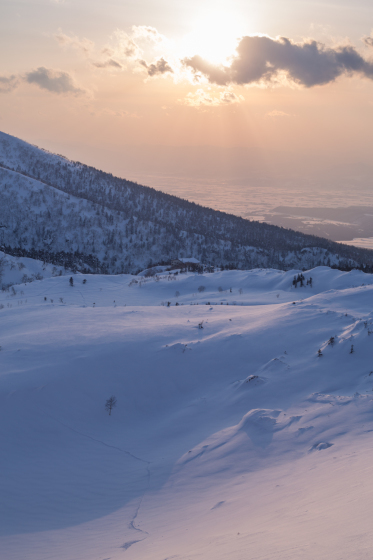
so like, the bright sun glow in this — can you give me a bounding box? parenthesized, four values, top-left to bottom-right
(180, 11, 244, 64)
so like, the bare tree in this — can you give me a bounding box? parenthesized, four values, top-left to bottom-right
(105, 395, 117, 416)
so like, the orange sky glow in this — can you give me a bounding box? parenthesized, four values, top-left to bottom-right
(1, 0, 373, 196)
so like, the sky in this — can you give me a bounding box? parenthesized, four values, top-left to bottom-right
(1, 0, 373, 200)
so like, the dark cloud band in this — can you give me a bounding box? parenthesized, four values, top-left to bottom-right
(183, 35, 373, 87)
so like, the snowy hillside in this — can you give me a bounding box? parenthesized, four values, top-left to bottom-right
(2, 266, 373, 560)
(0, 250, 67, 289)
(1, 130, 373, 273)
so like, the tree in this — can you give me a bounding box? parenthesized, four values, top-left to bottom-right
(69, 276, 74, 286)
(105, 395, 117, 416)
(317, 349, 323, 357)
(0, 257, 5, 284)
(198, 285, 205, 293)
(328, 336, 335, 347)
(350, 344, 354, 354)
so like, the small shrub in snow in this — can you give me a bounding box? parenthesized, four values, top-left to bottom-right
(198, 321, 204, 329)
(175, 291, 180, 297)
(69, 277, 74, 287)
(198, 286, 205, 293)
(317, 349, 323, 357)
(239, 288, 243, 295)
(82, 279, 87, 284)
(218, 286, 223, 292)
(350, 344, 354, 354)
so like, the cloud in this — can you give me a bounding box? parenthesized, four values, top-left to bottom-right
(183, 35, 373, 87)
(0, 75, 19, 93)
(111, 30, 141, 59)
(92, 59, 122, 69)
(101, 108, 128, 117)
(363, 35, 373, 48)
(25, 67, 84, 94)
(219, 91, 243, 104)
(182, 88, 243, 107)
(266, 110, 292, 117)
(54, 32, 94, 56)
(132, 25, 167, 45)
(139, 57, 173, 77)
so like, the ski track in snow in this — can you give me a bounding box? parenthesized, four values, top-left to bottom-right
(48, 415, 151, 547)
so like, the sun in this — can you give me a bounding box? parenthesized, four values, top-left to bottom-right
(180, 11, 244, 64)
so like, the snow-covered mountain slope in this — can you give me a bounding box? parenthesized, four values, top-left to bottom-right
(0, 165, 134, 272)
(0, 251, 67, 290)
(1, 130, 373, 273)
(2, 266, 373, 560)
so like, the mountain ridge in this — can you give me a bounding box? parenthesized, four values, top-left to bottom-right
(1, 130, 372, 274)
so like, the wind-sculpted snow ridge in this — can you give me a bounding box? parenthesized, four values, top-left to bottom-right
(1, 130, 373, 274)
(2, 266, 373, 560)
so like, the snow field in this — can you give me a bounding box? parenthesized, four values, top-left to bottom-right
(1, 266, 373, 559)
